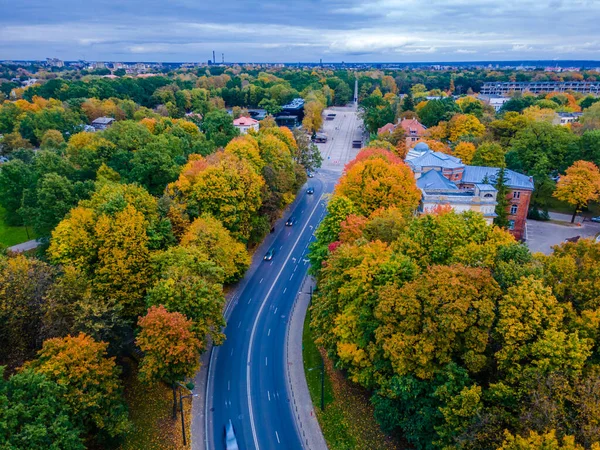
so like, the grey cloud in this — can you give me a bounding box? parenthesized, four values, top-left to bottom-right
(0, 0, 599, 62)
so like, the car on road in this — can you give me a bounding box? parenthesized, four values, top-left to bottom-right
(307, 187, 314, 194)
(591, 216, 600, 223)
(224, 420, 239, 450)
(307, 171, 314, 178)
(313, 133, 327, 143)
(285, 216, 296, 226)
(264, 248, 275, 261)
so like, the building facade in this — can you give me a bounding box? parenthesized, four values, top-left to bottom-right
(233, 116, 259, 134)
(377, 118, 427, 147)
(481, 81, 600, 95)
(406, 143, 534, 240)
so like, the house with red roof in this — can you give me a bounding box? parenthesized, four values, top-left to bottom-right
(377, 118, 427, 147)
(233, 116, 259, 134)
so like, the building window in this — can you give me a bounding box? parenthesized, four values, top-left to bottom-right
(513, 191, 521, 199)
(508, 220, 515, 230)
(484, 193, 493, 198)
(510, 205, 518, 215)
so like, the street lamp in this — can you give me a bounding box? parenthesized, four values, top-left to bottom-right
(177, 382, 197, 447)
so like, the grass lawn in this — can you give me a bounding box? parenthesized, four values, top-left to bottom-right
(0, 205, 32, 247)
(303, 309, 401, 450)
(119, 359, 191, 450)
(547, 198, 600, 218)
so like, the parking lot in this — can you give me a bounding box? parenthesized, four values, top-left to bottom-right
(525, 212, 600, 254)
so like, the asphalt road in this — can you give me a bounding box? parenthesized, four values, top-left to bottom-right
(206, 106, 362, 450)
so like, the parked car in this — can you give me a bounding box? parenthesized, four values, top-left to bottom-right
(307, 187, 314, 194)
(307, 171, 314, 178)
(591, 216, 600, 223)
(264, 248, 275, 261)
(224, 420, 239, 450)
(285, 216, 296, 226)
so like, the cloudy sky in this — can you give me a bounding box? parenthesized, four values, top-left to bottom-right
(1, 0, 599, 62)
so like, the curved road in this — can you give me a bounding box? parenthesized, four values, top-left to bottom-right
(206, 107, 363, 450)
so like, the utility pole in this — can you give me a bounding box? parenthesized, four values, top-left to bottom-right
(320, 358, 325, 411)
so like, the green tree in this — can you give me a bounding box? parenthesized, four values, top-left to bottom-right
(258, 98, 282, 115)
(418, 98, 461, 128)
(472, 142, 506, 168)
(0, 367, 85, 449)
(201, 109, 239, 148)
(494, 167, 510, 228)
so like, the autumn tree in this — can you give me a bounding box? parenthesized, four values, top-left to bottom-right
(0, 255, 55, 369)
(335, 156, 421, 217)
(553, 160, 600, 223)
(472, 142, 506, 168)
(446, 113, 485, 142)
(375, 265, 501, 380)
(453, 142, 476, 165)
(136, 305, 202, 416)
(170, 152, 264, 242)
(25, 333, 130, 442)
(180, 215, 249, 282)
(494, 276, 592, 384)
(302, 98, 324, 134)
(308, 195, 357, 273)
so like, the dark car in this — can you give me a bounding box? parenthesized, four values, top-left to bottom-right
(285, 216, 296, 226)
(307, 171, 314, 178)
(591, 216, 600, 223)
(224, 420, 239, 450)
(264, 248, 275, 261)
(307, 187, 314, 195)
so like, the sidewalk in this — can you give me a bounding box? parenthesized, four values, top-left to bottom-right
(7, 239, 40, 253)
(285, 275, 328, 450)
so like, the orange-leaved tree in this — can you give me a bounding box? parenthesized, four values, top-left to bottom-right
(136, 305, 203, 417)
(25, 333, 130, 441)
(553, 160, 600, 223)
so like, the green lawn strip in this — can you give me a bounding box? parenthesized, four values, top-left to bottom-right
(547, 198, 600, 218)
(0, 206, 32, 247)
(302, 308, 400, 450)
(120, 359, 191, 450)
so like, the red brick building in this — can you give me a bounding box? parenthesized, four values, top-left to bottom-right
(377, 118, 427, 147)
(406, 143, 534, 240)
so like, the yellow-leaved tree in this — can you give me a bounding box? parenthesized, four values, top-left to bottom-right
(553, 160, 600, 223)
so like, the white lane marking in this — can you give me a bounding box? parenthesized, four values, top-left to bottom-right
(268, 329, 271, 336)
(276, 431, 280, 444)
(280, 246, 283, 250)
(283, 287, 287, 294)
(246, 192, 325, 450)
(294, 265, 298, 272)
(237, 321, 241, 328)
(265, 357, 268, 366)
(248, 298, 252, 304)
(230, 349, 234, 356)
(268, 391, 271, 401)
(259, 278, 263, 284)
(228, 381, 230, 391)
(274, 307, 278, 314)
(289, 274, 294, 281)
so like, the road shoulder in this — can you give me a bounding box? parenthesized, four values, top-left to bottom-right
(285, 275, 328, 449)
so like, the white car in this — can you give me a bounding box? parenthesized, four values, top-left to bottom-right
(225, 420, 239, 450)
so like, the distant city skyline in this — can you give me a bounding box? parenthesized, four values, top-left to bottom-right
(2, 0, 600, 63)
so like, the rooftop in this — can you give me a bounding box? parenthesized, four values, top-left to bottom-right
(233, 116, 259, 126)
(91, 117, 115, 125)
(406, 147, 464, 171)
(462, 166, 534, 190)
(417, 169, 458, 191)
